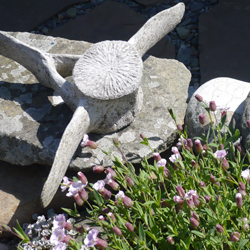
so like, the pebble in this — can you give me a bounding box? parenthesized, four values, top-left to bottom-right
(191, 3, 204, 12)
(30, 0, 220, 89)
(66, 7, 77, 17)
(176, 27, 191, 40)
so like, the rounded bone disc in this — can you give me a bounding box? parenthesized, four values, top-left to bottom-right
(73, 40, 143, 100)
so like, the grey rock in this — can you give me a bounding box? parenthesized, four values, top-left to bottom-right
(191, 57, 199, 67)
(176, 27, 191, 40)
(185, 77, 250, 139)
(0, 32, 191, 171)
(241, 91, 250, 151)
(66, 7, 77, 18)
(176, 43, 193, 65)
(191, 3, 204, 12)
(179, 18, 192, 27)
(134, 0, 167, 6)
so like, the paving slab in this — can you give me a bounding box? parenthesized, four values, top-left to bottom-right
(0, 0, 88, 32)
(49, 0, 175, 59)
(199, 0, 250, 84)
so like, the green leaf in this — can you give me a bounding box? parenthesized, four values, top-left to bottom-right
(239, 239, 249, 250)
(139, 222, 146, 242)
(191, 230, 204, 238)
(143, 201, 155, 206)
(13, 221, 30, 242)
(145, 231, 157, 242)
(121, 241, 130, 250)
(93, 189, 103, 206)
(61, 204, 80, 218)
(134, 202, 144, 217)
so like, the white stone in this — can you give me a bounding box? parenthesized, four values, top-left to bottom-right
(186, 77, 250, 138)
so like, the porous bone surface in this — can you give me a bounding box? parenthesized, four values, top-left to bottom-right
(0, 32, 191, 170)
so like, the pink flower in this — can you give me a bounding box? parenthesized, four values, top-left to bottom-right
(153, 152, 161, 162)
(115, 190, 125, 201)
(60, 176, 71, 192)
(53, 242, 67, 250)
(66, 181, 87, 197)
(214, 149, 227, 160)
(171, 147, 179, 154)
(169, 153, 181, 163)
(156, 158, 167, 167)
(93, 180, 105, 191)
(184, 190, 198, 200)
(53, 214, 66, 229)
(84, 229, 99, 247)
(50, 228, 65, 245)
(241, 169, 250, 180)
(81, 134, 89, 147)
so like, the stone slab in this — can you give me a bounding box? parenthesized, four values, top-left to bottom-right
(0, 0, 88, 32)
(49, 0, 175, 59)
(185, 77, 250, 139)
(199, 0, 250, 84)
(0, 32, 191, 171)
(241, 91, 250, 151)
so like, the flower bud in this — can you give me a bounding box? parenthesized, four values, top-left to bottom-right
(93, 165, 104, 173)
(236, 193, 243, 208)
(79, 189, 88, 201)
(222, 158, 229, 170)
(195, 94, 203, 102)
(243, 223, 249, 232)
(107, 212, 115, 222)
(96, 238, 108, 249)
(98, 215, 105, 221)
(168, 108, 176, 120)
(191, 211, 199, 220)
(140, 133, 146, 140)
(173, 196, 184, 207)
(247, 120, 250, 130)
(74, 193, 84, 206)
(167, 236, 175, 245)
(200, 181, 206, 188)
(216, 224, 224, 233)
(151, 208, 155, 216)
(187, 139, 193, 148)
(186, 198, 195, 209)
(161, 199, 171, 208)
(230, 232, 240, 242)
(195, 139, 203, 154)
(108, 180, 120, 191)
(125, 222, 134, 232)
(102, 207, 111, 214)
(126, 176, 134, 187)
(191, 160, 198, 169)
(77, 172, 88, 185)
(64, 222, 73, 231)
(221, 111, 228, 121)
(239, 182, 246, 191)
(214, 182, 220, 188)
(177, 124, 183, 131)
(153, 152, 161, 162)
(102, 189, 112, 200)
(209, 174, 217, 183)
(104, 167, 117, 179)
(205, 195, 211, 203)
(63, 235, 73, 244)
(209, 101, 216, 111)
(113, 138, 119, 147)
(123, 196, 134, 208)
(164, 167, 171, 178)
(113, 226, 122, 236)
(199, 114, 206, 125)
(176, 185, 185, 198)
(216, 195, 220, 201)
(76, 225, 84, 234)
(193, 195, 202, 208)
(87, 140, 98, 149)
(219, 144, 224, 150)
(190, 217, 199, 227)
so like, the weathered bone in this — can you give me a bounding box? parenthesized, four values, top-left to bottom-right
(0, 3, 185, 207)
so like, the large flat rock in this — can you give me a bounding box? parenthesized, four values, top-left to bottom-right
(49, 0, 175, 59)
(199, 0, 250, 84)
(0, 0, 88, 32)
(0, 32, 191, 171)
